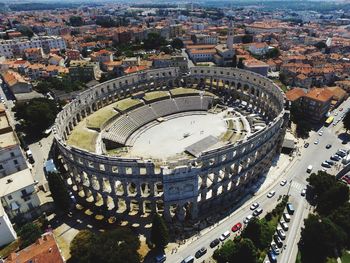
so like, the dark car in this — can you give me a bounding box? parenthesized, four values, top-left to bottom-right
(195, 247, 207, 258)
(304, 143, 309, 148)
(326, 144, 332, 149)
(273, 234, 283, 248)
(210, 239, 220, 248)
(326, 160, 334, 165)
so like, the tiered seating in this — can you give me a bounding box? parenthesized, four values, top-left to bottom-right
(103, 115, 138, 144)
(201, 96, 212, 110)
(128, 105, 157, 127)
(174, 96, 202, 112)
(151, 99, 178, 116)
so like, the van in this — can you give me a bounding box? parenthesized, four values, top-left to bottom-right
(287, 203, 295, 215)
(306, 165, 313, 173)
(181, 255, 194, 263)
(283, 212, 291, 222)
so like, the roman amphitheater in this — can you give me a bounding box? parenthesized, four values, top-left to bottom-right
(53, 66, 288, 223)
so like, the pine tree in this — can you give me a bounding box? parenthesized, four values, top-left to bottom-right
(150, 214, 169, 249)
(47, 172, 71, 213)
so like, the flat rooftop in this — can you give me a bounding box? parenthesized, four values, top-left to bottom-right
(0, 131, 17, 148)
(0, 168, 35, 197)
(0, 114, 10, 130)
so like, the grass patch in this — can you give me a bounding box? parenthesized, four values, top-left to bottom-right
(143, 91, 169, 102)
(227, 119, 234, 130)
(341, 251, 350, 263)
(86, 108, 118, 130)
(273, 79, 288, 93)
(295, 250, 302, 263)
(326, 258, 338, 263)
(0, 240, 20, 258)
(170, 87, 199, 96)
(221, 130, 233, 141)
(67, 121, 98, 152)
(114, 98, 142, 112)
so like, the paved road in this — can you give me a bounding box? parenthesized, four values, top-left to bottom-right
(166, 98, 350, 263)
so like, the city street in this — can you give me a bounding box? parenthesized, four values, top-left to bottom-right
(166, 98, 350, 263)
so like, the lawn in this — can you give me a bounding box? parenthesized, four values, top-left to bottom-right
(143, 91, 169, 102)
(170, 87, 199, 96)
(86, 107, 118, 130)
(67, 121, 98, 152)
(341, 251, 350, 263)
(114, 98, 142, 112)
(273, 79, 288, 93)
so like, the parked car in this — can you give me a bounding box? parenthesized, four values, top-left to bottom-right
(250, 202, 259, 210)
(280, 180, 287, 186)
(267, 190, 276, 198)
(280, 221, 289, 231)
(268, 251, 277, 263)
(271, 242, 280, 255)
(321, 161, 331, 168)
(331, 155, 341, 161)
(219, 231, 230, 241)
(318, 130, 323, 136)
(326, 144, 332, 149)
(231, 222, 242, 232)
(195, 247, 207, 259)
(210, 239, 220, 248)
(301, 188, 307, 196)
(277, 227, 286, 240)
(244, 215, 253, 224)
(314, 139, 319, 145)
(273, 234, 283, 248)
(326, 160, 334, 165)
(304, 143, 309, 148)
(253, 208, 263, 217)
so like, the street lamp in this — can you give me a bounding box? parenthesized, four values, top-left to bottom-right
(287, 179, 293, 196)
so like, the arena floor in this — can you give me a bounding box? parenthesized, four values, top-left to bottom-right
(128, 112, 227, 160)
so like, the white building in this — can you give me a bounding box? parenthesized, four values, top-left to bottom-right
(0, 108, 28, 178)
(0, 168, 40, 220)
(0, 205, 17, 247)
(0, 36, 66, 59)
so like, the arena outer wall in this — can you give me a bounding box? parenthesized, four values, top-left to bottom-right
(53, 66, 289, 222)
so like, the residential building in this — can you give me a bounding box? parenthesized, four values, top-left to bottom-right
(170, 24, 182, 38)
(48, 54, 65, 66)
(90, 49, 113, 63)
(0, 205, 17, 247)
(5, 232, 65, 263)
(243, 59, 269, 76)
(24, 48, 45, 62)
(69, 60, 101, 82)
(248, 42, 269, 56)
(0, 36, 66, 58)
(66, 49, 81, 61)
(2, 70, 32, 94)
(0, 107, 28, 178)
(0, 168, 41, 220)
(191, 33, 218, 45)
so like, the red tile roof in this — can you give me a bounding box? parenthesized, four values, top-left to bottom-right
(285, 88, 306, 102)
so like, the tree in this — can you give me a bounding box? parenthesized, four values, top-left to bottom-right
(70, 230, 96, 263)
(69, 16, 83, 27)
(266, 47, 280, 59)
(47, 172, 72, 213)
(242, 34, 253, 44)
(300, 215, 346, 263)
(170, 38, 184, 49)
(213, 238, 259, 263)
(314, 41, 327, 50)
(241, 218, 273, 250)
(13, 98, 58, 136)
(143, 33, 168, 50)
(232, 55, 237, 68)
(17, 25, 34, 38)
(329, 203, 350, 247)
(70, 229, 141, 263)
(150, 214, 169, 249)
(342, 110, 350, 132)
(18, 223, 43, 249)
(237, 58, 245, 69)
(317, 183, 349, 215)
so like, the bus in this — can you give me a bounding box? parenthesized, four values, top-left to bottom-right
(325, 116, 334, 126)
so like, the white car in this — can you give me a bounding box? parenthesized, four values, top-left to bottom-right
(280, 180, 287, 186)
(301, 188, 306, 196)
(219, 231, 230, 241)
(250, 202, 259, 210)
(244, 215, 253, 224)
(277, 227, 286, 240)
(267, 190, 276, 198)
(271, 242, 280, 255)
(318, 130, 323, 136)
(280, 221, 289, 231)
(314, 139, 319, 145)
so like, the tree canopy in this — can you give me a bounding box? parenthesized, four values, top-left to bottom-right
(241, 217, 273, 250)
(18, 223, 43, 249)
(13, 98, 58, 136)
(143, 33, 168, 50)
(69, 16, 83, 27)
(343, 110, 350, 132)
(70, 228, 140, 263)
(170, 38, 184, 49)
(150, 214, 169, 249)
(47, 172, 72, 213)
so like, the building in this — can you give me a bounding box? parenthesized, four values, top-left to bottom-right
(243, 59, 270, 76)
(191, 33, 218, 45)
(90, 49, 113, 63)
(69, 60, 101, 82)
(0, 36, 66, 59)
(2, 70, 32, 94)
(0, 168, 41, 220)
(66, 49, 80, 61)
(170, 24, 182, 38)
(5, 232, 65, 263)
(326, 86, 347, 108)
(214, 20, 235, 66)
(24, 47, 45, 62)
(48, 54, 65, 66)
(0, 205, 17, 247)
(150, 54, 188, 73)
(0, 107, 28, 177)
(248, 42, 269, 56)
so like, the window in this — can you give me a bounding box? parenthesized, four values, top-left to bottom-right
(7, 195, 12, 200)
(10, 152, 15, 157)
(0, 164, 3, 170)
(14, 160, 18, 165)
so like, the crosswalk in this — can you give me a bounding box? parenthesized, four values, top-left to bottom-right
(291, 181, 305, 191)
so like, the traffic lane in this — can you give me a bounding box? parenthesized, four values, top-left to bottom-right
(166, 184, 288, 262)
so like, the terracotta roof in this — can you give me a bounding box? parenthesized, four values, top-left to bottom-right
(326, 86, 347, 100)
(124, 65, 148, 74)
(285, 88, 306, 102)
(304, 88, 333, 102)
(5, 233, 64, 263)
(2, 70, 28, 87)
(189, 49, 216, 54)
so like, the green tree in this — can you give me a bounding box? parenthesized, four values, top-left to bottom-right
(314, 41, 327, 50)
(69, 16, 83, 27)
(170, 38, 184, 49)
(329, 203, 350, 247)
(266, 47, 280, 58)
(300, 215, 347, 263)
(317, 183, 349, 215)
(47, 172, 71, 213)
(13, 98, 58, 136)
(143, 33, 168, 50)
(17, 25, 34, 38)
(18, 223, 43, 249)
(70, 230, 96, 263)
(241, 218, 273, 250)
(70, 229, 141, 263)
(342, 110, 350, 132)
(237, 58, 245, 69)
(242, 34, 253, 44)
(150, 214, 169, 249)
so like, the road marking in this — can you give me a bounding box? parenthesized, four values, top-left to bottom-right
(291, 181, 305, 191)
